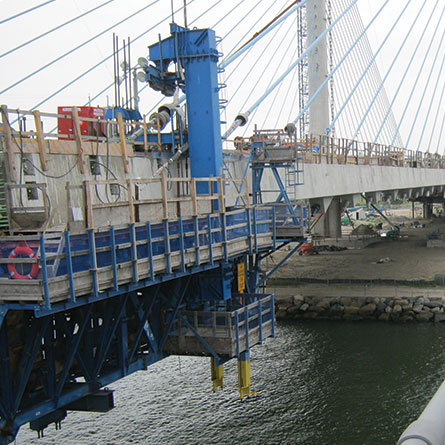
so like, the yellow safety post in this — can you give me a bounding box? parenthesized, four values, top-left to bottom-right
(237, 262, 245, 293)
(237, 351, 256, 399)
(211, 357, 224, 392)
(237, 261, 245, 305)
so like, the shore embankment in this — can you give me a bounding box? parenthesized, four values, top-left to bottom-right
(275, 293, 445, 322)
(268, 208, 445, 322)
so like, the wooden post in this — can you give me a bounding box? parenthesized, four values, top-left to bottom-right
(143, 114, 148, 152)
(0, 105, 18, 182)
(32, 110, 48, 171)
(84, 180, 94, 228)
(160, 172, 168, 219)
(209, 176, 215, 213)
(244, 177, 251, 208)
(116, 112, 130, 173)
(72, 107, 86, 174)
(218, 177, 225, 212)
(127, 179, 135, 224)
(156, 115, 161, 153)
(191, 177, 198, 216)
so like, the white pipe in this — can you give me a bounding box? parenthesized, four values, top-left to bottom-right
(222, 112, 250, 140)
(153, 143, 189, 177)
(398, 379, 445, 445)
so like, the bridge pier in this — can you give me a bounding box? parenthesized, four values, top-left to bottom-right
(312, 196, 342, 238)
(423, 202, 434, 219)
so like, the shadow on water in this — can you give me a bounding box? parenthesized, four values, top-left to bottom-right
(17, 320, 445, 445)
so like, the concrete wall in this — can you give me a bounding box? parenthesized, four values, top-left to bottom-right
(5, 136, 445, 232)
(224, 153, 445, 202)
(4, 146, 190, 230)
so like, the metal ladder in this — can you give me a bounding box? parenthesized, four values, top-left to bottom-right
(284, 158, 304, 202)
(0, 163, 9, 231)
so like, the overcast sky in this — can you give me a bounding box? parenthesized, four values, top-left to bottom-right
(0, 0, 444, 151)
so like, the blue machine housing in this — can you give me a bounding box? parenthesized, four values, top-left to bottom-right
(145, 24, 223, 187)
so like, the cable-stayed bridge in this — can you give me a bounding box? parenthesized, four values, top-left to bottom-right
(0, 0, 444, 442)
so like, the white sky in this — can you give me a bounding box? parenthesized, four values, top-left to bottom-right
(0, 0, 444, 151)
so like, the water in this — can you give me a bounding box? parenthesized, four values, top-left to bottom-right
(17, 320, 445, 444)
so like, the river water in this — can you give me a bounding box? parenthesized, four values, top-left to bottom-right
(17, 320, 445, 445)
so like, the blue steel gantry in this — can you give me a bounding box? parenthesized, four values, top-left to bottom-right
(0, 24, 305, 443)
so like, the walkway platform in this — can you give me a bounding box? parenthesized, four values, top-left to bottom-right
(0, 208, 275, 305)
(165, 294, 274, 357)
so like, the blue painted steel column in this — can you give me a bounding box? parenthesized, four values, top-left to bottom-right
(87, 229, 99, 298)
(272, 206, 277, 250)
(129, 224, 138, 283)
(110, 226, 119, 291)
(148, 25, 222, 193)
(40, 233, 50, 309)
(178, 217, 186, 273)
(246, 209, 253, 254)
(252, 207, 258, 253)
(244, 305, 250, 351)
(146, 222, 154, 281)
(180, 27, 222, 190)
(235, 311, 240, 356)
(163, 220, 171, 274)
(193, 215, 200, 266)
(64, 231, 76, 302)
(221, 212, 228, 261)
(207, 215, 214, 266)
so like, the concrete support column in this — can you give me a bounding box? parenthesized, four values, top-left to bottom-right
(325, 196, 342, 238)
(312, 196, 342, 238)
(423, 202, 433, 219)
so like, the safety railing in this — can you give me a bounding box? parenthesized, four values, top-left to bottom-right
(0, 105, 163, 182)
(3, 173, 249, 232)
(84, 176, 250, 228)
(300, 135, 445, 168)
(229, 131, 445, 169)
(0, 207, 276, 306)
(167, 294, 275, 357)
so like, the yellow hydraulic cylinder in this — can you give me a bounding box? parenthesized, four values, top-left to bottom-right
(237, 357, 256, 399)
(211, 357, 224, 392)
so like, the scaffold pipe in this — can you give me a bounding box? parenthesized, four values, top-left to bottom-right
(398, 379, 445, 444)
(154, 143, 189, 177)
(222, 112, 250, 140)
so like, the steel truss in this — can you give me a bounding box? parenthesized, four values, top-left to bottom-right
(0, 275, 200, 443)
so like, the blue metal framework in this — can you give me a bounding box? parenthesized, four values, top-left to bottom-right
(0, 268, 276, 443)
(0, 205, 281, 443)
(0, 24, 306, 443)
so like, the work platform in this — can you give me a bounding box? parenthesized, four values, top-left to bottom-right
(165, 294, 274, 357)
(0, 207, 275, 305)
(0, 21, 309, 443)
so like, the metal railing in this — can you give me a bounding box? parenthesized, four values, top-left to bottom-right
(229, 131, 445, 169)
(170, 294, 275, 356)
(0, 207, 276, 307)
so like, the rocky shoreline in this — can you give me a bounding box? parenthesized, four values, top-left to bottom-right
(275, 295, 445, 322)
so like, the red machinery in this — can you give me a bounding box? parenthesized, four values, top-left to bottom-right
(57, 106, 105, 140)
(298, 242, 315, 255)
